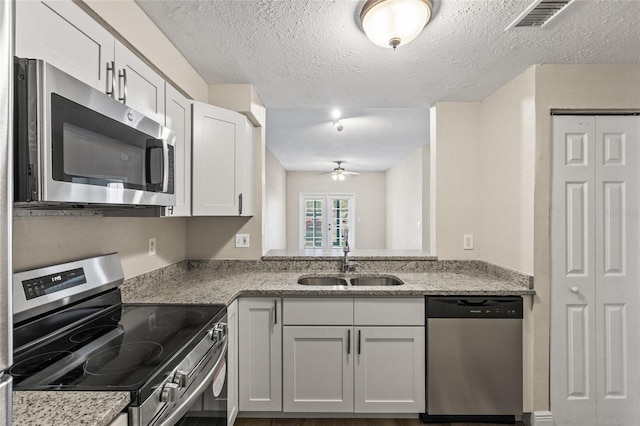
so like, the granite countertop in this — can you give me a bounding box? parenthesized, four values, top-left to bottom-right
(12, 391, 130, 426)
(13, 262, 533, 426)
(122, 268, 534, 305)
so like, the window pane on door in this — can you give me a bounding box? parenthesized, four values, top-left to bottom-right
(330, 198, 350, 249)
(304, 199, 323, 248)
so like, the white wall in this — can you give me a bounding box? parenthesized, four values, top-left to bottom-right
(13, 216, 187, 279)
(386, 147, 423, 249)
(286, 172, 386, 250)
(264, 149, 287, 252)
(478, 67, 536, 274)
(431, 102, 481, 259)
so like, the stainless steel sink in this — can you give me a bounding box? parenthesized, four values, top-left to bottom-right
(349, 276, 404, 286)
(297, 276, 348, 286)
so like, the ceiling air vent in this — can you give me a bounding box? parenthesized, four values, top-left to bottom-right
(505, 0, 574, 30)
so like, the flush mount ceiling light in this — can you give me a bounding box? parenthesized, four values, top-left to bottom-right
(360, 0, 433, 49)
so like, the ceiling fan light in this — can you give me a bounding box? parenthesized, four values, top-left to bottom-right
(338, 174, 346, 181)
(360, 0, 432, 49)
(332, 174, 339, 181)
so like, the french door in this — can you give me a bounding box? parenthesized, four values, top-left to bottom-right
(299, 194, 355, 250)
(551, 115, 640, 425)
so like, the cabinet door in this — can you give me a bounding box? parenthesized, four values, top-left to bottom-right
(354, 327, 425, 413)
(192, 102, 246, 216)
(114, 40, 165, 124)
(283, 326, 354, 413)
(15, 0, 115, 92)
(238, 298, 282, 411)
(227, 300, 239, 425)
(163, 83, 192, 217)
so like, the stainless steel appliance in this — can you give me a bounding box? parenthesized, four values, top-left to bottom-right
(11, 254, 227, 426)
(423, 296, 523, 424)
(0, 0, 14, 422)
(13, 58, 176, 208)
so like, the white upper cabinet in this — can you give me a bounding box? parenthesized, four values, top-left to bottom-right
(192, 102, 255, 216)
(16, 1, 165, 125)
(113, 40, 165, 124)
(163, 84, 192, 217)
(15, 0, 115, 92)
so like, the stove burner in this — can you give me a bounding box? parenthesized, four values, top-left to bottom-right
(69, 326, 118, 344)
(84, 341, 163, 376)
(10, 351, 74, 377)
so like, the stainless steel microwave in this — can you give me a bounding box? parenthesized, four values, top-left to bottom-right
(14, 57, 175, 208)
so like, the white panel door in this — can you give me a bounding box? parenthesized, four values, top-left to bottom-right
(192, 102, 244, 216)
(593, 116, 640, 424)
(354, 327, 425, 413)
(15, 0, 115, 92)
(551, 115, 640, 426)
(238, 298, 282, 412)
(163, 83, 192, 217)
(114, 40, 165, 124)
(283, 326, 354, 413)
(227, 300, 239, 426)
(551, 116, 597, 425)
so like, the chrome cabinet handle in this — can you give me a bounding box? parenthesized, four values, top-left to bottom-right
(347, 329, 351, 354)
(571, 286, 580, 294)
(118, 68, 127, 103)
(106, 61, 116, 98)
(274, 300, 278, 325)
(357, 329, 362, 355)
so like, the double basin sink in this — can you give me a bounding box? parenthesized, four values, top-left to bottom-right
(298, 274, 403, 287)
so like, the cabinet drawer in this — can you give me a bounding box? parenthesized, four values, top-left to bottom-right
(283, 298, 353, 325)
(354, 298, 424, 326)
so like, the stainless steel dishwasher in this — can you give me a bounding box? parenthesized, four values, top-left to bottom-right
(422, 296, 523, 424)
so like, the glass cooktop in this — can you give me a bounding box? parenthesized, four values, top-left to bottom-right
(11, 304, 225, 395)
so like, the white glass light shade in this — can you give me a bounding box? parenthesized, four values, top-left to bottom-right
(338, 174, 346, 181)
(361, 0, 432, 49)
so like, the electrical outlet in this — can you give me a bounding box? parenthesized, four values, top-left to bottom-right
(148, 237, 157, 256)
(235, 234, 250, 248)
(463, 234, 474, 250)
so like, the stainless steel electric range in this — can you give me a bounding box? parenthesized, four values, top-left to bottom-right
(11, 253, 227, 426)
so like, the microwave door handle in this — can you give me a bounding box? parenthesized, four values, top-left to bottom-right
(162, 140, 169, 193)
(145, 141, 164, 190)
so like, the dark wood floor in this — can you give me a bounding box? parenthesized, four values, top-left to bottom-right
(235, 419, 525, 426)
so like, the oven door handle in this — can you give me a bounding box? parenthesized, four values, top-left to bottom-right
(158, 335, 228, 426)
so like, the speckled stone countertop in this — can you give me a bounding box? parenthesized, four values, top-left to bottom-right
(12, 391, 130, 426)
(13, 259, 533, 426)
(122, 268, 534, 305)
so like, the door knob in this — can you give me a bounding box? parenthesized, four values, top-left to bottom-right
(571, 286, 580, 294)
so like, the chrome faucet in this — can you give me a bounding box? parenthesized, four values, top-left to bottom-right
(341, 225, 358, 273)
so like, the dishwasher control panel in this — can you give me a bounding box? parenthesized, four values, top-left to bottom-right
(427, 296, 523, 319)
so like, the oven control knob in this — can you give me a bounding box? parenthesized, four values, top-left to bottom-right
(173, 370, 189, 387)
(160, 382, 179, 403)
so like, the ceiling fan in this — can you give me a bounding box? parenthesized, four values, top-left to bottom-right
(320, 161, 360, 181)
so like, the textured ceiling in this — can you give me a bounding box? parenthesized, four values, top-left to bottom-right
(136, 0, 640, 171)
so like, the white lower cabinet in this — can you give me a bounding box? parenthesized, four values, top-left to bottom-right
(354, 326, 425, 413)
(238, 297, 282, 411)
(280, 297, 425, 414)
(283, 326, 354, 412)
